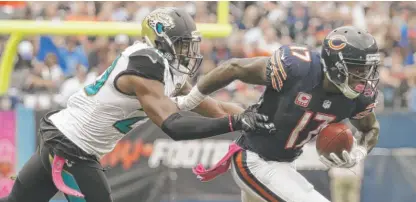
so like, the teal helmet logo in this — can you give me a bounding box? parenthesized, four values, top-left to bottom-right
(141, 8, 176, 54)
(143, 8, 175, 37)
(155, 23, 164, 34)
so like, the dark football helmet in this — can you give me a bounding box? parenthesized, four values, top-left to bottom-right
(141, 7, 203, 76)
(321, 26, 380, 99)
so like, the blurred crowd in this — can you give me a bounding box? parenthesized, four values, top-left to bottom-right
(1, 1, 416, 112)
(1, 2, 415, 202)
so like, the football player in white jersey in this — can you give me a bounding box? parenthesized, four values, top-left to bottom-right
(0, 8, 274, 202)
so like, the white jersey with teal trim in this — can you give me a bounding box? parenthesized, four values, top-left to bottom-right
(49, 42, 187, 158)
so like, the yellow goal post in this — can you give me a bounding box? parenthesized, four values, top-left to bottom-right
(0, 1, 231, 95)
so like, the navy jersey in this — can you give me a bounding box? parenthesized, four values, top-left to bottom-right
(239, 45, 377, 162)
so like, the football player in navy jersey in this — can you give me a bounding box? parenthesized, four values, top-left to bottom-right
(175, 26, 380, 202)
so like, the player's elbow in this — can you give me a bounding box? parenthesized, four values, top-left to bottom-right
(222, 57, 267, 85)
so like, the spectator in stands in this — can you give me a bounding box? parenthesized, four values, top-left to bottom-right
(57, 63, 95, 107)
(23, 53, 63, 93)
(114, 34, 129, 53)
(409, 73, 416, 112)
(15, 40, 34, 70)
(65, 2, 96, 21)
(2, 1, 416, 112)
(87, 36, 109, 70)
(399, 9, 416, 66)
(210, 39, 231, 65)
(58, 36, 89, 76)
(227, 30, 246, 58)
(329, 163, 363, 202)
(244, 17, 273, 57)
(263, 28, 281, 53)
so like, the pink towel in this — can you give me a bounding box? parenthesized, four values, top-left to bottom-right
(51, 155, 85, 198)
(192, 143, 242, 182)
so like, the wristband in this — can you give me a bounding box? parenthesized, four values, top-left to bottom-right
(177, 86, 207, 110)
(228, 115, 234, 132)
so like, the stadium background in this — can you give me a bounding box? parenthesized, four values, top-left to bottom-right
(0, 1, 416, 202)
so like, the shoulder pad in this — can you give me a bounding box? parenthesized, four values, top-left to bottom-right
(130, 48, 165, 65)
(125, 48, 165, 83)
(267, 45, 314, 91)
(275, 45, 313, 78)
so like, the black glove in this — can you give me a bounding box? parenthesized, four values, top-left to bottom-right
(230, 110, 275, 133)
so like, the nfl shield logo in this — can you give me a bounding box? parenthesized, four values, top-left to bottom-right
(322, 100, 331, 109)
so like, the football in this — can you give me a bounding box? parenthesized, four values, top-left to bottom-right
(316, 122, 354, 159)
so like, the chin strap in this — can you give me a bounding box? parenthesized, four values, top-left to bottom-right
(337, 82, 360, 99)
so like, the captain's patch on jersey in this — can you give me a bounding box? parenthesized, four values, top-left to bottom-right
(295, 92, 312, 108)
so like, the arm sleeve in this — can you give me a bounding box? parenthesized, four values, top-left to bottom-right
(161, 111, 233, 141)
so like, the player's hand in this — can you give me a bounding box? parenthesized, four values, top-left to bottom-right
(319, 138, 367, 168)
(231, 110, 275, 133)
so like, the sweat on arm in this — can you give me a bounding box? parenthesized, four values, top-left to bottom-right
(174, 56, 270, 111)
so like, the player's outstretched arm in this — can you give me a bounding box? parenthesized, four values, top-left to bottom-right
(197, 57, 270, 94)
(177, 82, 245, 118)
(349, 112, 380, 153)
(176, 57, 270, 111)
(190, 97, 244, 117)
(119, 75, 273, 141)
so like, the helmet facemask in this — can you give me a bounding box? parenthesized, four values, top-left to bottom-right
(322, 52, 380, 99)
(169, 31, 203, 77)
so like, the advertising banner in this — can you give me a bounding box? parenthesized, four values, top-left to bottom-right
(0, 111, 16, 198)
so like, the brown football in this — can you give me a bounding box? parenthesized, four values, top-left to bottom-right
(316, 122, 354, 159)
